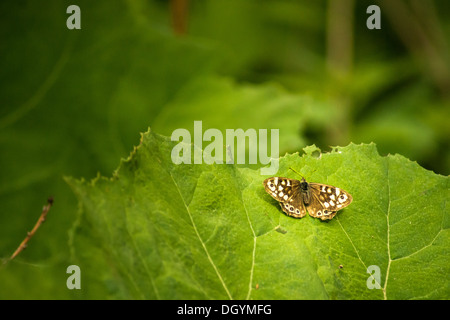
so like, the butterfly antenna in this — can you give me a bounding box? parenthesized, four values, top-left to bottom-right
(288, 167, 304, 179)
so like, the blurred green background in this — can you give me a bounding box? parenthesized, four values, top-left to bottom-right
(0, 0, 448, 299)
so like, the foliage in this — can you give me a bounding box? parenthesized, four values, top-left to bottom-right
(67, 131, 449, 299)
(0, 0, 448, 299)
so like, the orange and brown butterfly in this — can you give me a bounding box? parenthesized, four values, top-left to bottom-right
(263, 172, 352, 220)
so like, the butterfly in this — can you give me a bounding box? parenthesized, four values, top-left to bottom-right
(263, 176, 353, 220)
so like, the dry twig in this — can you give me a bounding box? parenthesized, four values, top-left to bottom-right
(6, 197, 53, 263)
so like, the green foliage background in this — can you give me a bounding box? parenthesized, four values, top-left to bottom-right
(0, 0, 449, 299)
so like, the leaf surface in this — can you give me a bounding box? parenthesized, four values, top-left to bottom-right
(67, 131, 449, 299)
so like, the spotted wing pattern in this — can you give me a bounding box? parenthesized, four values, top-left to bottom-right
(263, 177, 353, 221)
(263, 177, 306, 218)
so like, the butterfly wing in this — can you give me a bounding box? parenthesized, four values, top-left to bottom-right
(305, 192, 338, 220)
(263, 177, 307, 218)
(307, 183, 353, 220)
(263, 178, 352, 220)
(279, 193, 307, 218)
(263, 177, 297, 202)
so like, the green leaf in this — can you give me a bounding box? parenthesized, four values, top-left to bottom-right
(67, 130, 449, 299)
(151, 76, 336, 156)
(0, 1, 224, 299)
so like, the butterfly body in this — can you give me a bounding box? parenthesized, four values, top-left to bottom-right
(263, 176, 352, 220)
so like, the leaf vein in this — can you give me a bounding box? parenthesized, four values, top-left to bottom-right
(168, 171, 233, 300)
(241, 192, 256, 300)
(383, 160, 392, 300)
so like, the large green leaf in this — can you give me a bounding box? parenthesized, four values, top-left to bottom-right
(0, 1, 224, 299)
(151, 76, 335, 156)
(67, 130, 449, 299)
